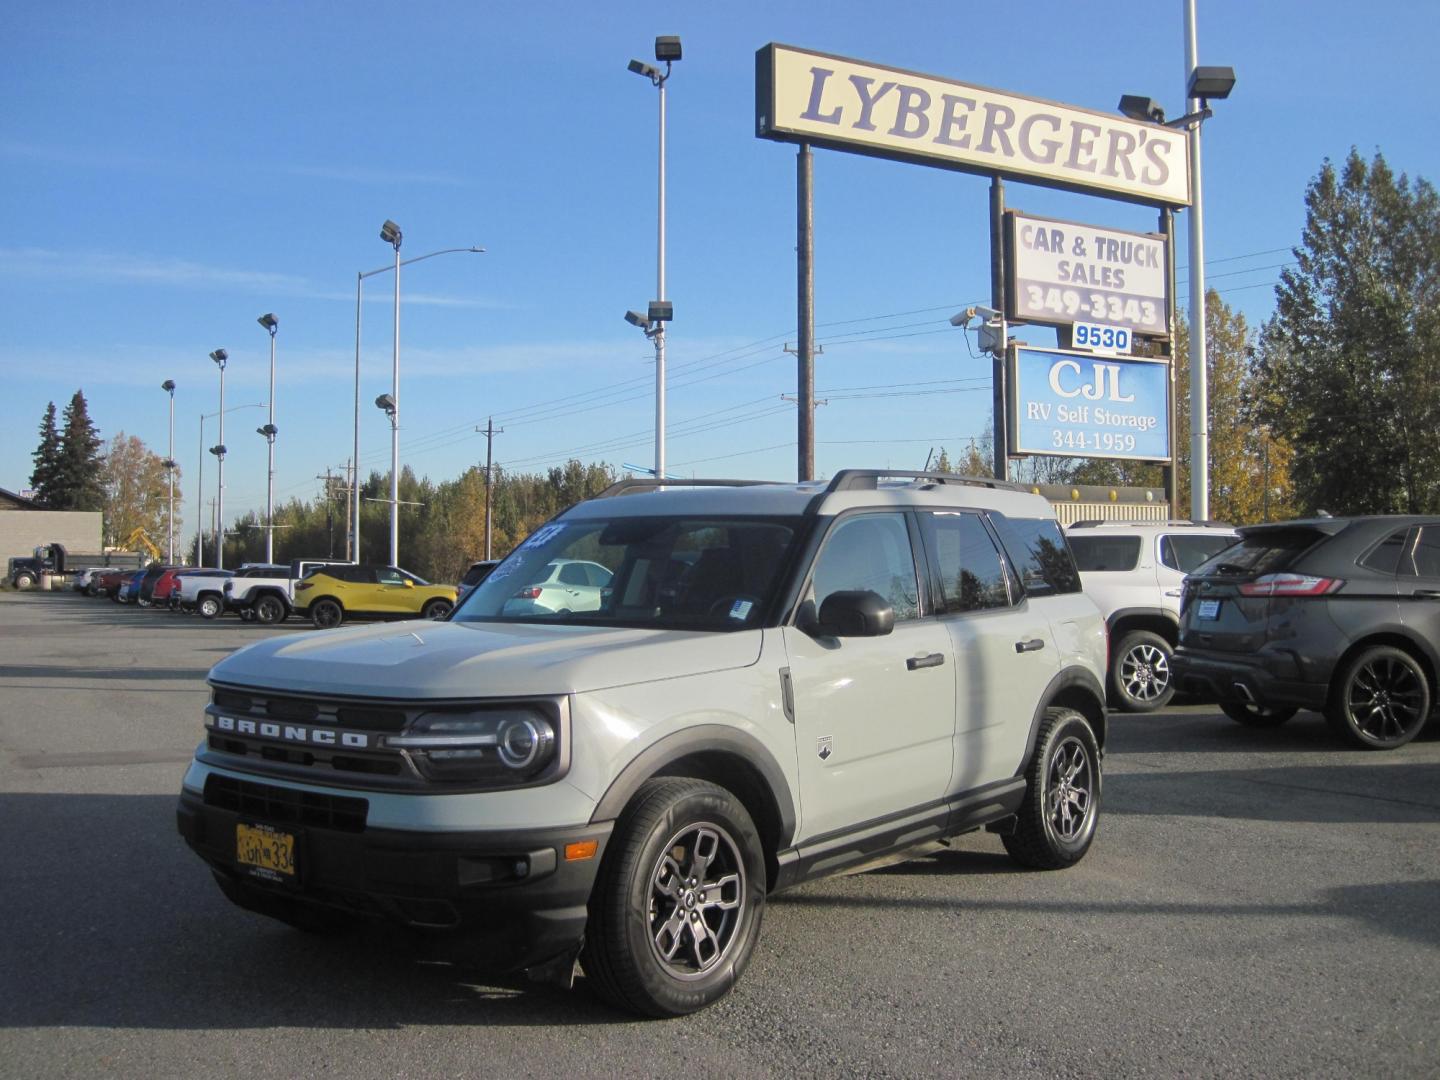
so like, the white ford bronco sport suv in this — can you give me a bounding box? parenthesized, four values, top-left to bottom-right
(1066, 520, 1238, 711)
(177, 470, 1108, 1016)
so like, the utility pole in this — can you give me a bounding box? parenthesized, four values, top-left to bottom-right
(476, 418, 504, 560)
(342, 459, 353, 561)
(317, 468, 336, 558)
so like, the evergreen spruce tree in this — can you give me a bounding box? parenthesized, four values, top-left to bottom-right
(53, 390, 106, 511)
(29, 402, 62, 506)
(1256, 149, 1440, 513)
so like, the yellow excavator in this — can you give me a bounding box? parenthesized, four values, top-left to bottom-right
(123, 527, 164, 563)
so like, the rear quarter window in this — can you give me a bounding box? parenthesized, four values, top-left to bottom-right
(994, 515, 1082, 596)
(1161, 534, 1237, 572)
(1068, 535, 1142, 572)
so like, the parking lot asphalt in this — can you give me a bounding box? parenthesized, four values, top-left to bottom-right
(2, 590, 1438, 1079)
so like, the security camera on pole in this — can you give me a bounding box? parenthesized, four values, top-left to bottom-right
(627, 35, 681, 479)
(380, 219, 402, 566)
(208, 349, 228, 569)
(160, 380, 177, 563)
(256, 313, 279, 563)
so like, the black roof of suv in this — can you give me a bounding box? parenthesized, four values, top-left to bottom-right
(1174, 515, 1440, 749)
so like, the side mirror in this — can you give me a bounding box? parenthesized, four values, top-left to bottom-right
(814, 590, 895, 638)
(403, 579, 415, 588)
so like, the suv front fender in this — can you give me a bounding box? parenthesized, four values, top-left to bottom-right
(589, 723, 797, 854)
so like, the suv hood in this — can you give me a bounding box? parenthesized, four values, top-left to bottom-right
(210, 619, 764, 699)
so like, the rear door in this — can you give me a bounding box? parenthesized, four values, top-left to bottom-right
(1392, 524, 1440, 648)
(918, 510, 1062, 786)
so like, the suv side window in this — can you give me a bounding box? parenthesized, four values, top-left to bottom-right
(376, 568, 407, 585)
(919, 511, 1013, 613)
(1363, 528, 1411, 574)
(1069, 535, 1142, 572)
(808, 513, 919, 621)
(1161, 534, 1237, 573)
(1403, 526, 1440, 577)
(994, 515, 1081, 596)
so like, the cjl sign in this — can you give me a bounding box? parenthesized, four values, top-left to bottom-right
(1011, 347, 1170, 461)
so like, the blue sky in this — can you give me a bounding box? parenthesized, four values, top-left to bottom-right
(4, 1, 1438, 530)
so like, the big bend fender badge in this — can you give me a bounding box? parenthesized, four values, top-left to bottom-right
(816, 736, 832, 761)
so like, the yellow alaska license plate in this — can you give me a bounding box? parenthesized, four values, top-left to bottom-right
(236, 823, 296, 879)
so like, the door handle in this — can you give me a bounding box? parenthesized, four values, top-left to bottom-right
(906, 653, 945, 671)
(1015, 638, 1046, 654)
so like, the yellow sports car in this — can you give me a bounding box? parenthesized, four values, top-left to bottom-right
(292, 564, 457, 629)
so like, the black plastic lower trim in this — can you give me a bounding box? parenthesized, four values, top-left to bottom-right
(771, 778, 1026, 892)
(177, 788, 610, 972)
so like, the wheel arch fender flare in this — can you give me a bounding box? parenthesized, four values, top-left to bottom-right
(1017, 667, 1108, 771)
(589, 724, 797, 875)
(1108, 607, 1180, 643)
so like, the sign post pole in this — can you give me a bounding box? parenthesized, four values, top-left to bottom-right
(989, 177, 1008, 481)
(797, 144, 816, 482)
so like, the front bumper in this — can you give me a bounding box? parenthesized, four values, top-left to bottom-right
(177, 777, 611, 972)
(1172, 646, 1329, 712)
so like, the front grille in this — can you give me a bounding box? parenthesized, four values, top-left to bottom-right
(203, 773, 368, 832)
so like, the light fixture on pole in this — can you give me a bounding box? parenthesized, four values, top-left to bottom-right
(379, 219, 403, 567)
(256, 313, 278, 563)
(160, 380, 177, 563)
(208, 349, 228, 569)
(1118, 28, 1233, 523)
(351, 245, 484, 565)
(628, 34, 681, 480)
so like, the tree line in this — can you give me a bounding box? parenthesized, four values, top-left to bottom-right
(25, 148, 1438, 573)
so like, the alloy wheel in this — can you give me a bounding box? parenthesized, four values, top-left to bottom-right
(1120, 642, 1170, 704)
(1347, 654, 1426, 743)
(1046, 736, 1094, 843)
(647, 822, 746, 979)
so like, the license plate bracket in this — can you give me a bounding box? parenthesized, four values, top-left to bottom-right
(236, 822, 298, 883)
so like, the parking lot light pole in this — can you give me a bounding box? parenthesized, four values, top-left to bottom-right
(161, 380, 176, 563)
(352, 240, 483, 566)
(628, 35, 681, 479)
(257, 314, 279, 563)
(208, 349, 228, 569)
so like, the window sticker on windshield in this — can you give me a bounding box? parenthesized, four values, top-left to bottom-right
(519, 523, 566, 550)
(729, 599, 753, 621)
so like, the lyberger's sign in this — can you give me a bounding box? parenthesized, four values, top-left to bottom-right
(756, 44, 1190, 207)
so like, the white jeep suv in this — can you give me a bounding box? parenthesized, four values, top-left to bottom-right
(177, 470, 1108, 1017)
(1066, 520, 1238, 711)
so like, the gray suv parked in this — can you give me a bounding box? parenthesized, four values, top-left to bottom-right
(177, 470, 1108, 1016)
(1175, 515, 1440, 749)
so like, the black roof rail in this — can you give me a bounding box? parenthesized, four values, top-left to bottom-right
(594, 477, 777, 499)
(823, 469, 1027, 494)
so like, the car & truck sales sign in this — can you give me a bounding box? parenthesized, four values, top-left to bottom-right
(1007, 211, 1169, 337)
(1011, 347, 1169, 461)
(756, 44, 1191, 207)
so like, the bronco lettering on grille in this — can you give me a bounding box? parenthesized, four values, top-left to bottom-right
(209, 714, 370, 749)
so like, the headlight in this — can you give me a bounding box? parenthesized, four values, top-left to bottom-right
(387, 708, 557, 784)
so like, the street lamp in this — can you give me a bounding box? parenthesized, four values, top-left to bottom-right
(627, 34, 681, 479)
(257, 313, 278, 563)
(1119, 11, 1234, 522)
(379, 221, 402, 567)
(196, 402, 263, 565)
(160, 380, 176, 563)
(351, 242, 483, 565)
(208, 349, 228, 568)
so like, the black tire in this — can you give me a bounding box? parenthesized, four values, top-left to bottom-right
(311, 598, 343, 629)
(1325, 645, 1432, 750)
(1109, 630, 1176, 712)
(197, 594, 222, 620)
(1220, 701, 1297, 727)
(13, 572, 34, 590)
(211, 871, 352, 934)
(421, 599, 452, 620)
(1002, 707, 1101, 870)
(254, 594, 287, 625)
(583, 778, 766, 1017)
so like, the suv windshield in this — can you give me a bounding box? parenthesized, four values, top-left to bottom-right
(1191, 527, 1323, 577)
(454, 515, 804, 631)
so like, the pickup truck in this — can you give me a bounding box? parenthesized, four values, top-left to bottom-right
(220, 559, 349, 624)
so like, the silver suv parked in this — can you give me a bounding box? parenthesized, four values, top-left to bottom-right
(177, 470, 1108, 1016)
(1067, 520, 1238, 711)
